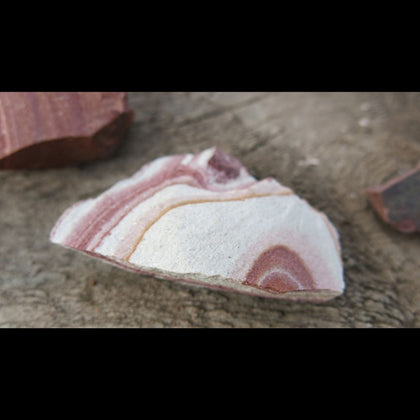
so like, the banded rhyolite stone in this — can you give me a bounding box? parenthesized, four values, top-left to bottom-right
(0, 92, 133, 169)
(50, 148, 344, 301)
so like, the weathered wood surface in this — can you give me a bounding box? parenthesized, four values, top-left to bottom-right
(1, 92, 419, 327)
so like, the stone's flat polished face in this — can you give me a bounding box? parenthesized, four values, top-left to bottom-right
(50, 147, 344, 302)
(0, 92, 134, 169)
(367, 167, 420, 233)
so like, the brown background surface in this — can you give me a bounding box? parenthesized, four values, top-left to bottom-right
(1, 92, 419, 327)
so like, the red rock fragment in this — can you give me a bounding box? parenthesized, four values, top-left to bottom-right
(366, 166, 420, 233)
(0, 92, 134, 169)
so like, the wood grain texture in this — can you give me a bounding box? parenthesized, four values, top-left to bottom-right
(1, 92, 419, 327)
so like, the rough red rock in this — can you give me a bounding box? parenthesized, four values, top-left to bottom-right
(50, 147, 344, 302)
(367, 167, 420, 233)
(0, 92, 134, 169)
